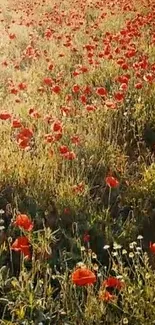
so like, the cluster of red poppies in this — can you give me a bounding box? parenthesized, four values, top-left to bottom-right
(11, 214, 33, 259)
(71, 266, 124, 302)
(0, 0, 154, 158)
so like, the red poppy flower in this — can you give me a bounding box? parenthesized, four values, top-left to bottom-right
(117, 58, 125, 65)
(80, 95, 87, 104)
(96, 87, 107, 97)
(12, 119, 22, 128)
(43, 77, 53, 86)
(71, 135, 80, 145)
(135, 82, 143, 89)
(120, 83, 128, 91)
(103, 277, 124, 291)
(44, 29, 52, 39)
(86, 105, 96, 112)
(9, 33, 16, 40)
(150, 242, 155, 253)
(18, 82, 27, 91)
(59, 145, 69, 155)
(54, 132, 62, 141)
(14, 214, 33, 231)
(83, 231, 90, 243)
(83, 85, 92, 94)
(116, 75, 129, 84)
(73, 70, 80, 77)
(71, 267, 96, 286)
(144, 73, 154, 83)
(79, 66, 88, 73)
(0, 112, 12, 120)
(16, 128, 33, 149)
(28, 108, 35, 115)
(17, 128, 33, 139)
(11, 236, 31, 259)
(51, 85, 61, 94)
(121, 63, 129, 70)
(72, 84, 80, 93)
(99, 289, 116, 302)
(105, 100, 117, 109)
(18, 138, 30, 150)
(44, 134, 55, 143)
(48, 63, 54, 71)
(114, 92, 124, 101)
(10, 87, 18, 95)
(105, 176, 119, 188)
(64, 151, 76, 160)
(52, 121, 62, 133)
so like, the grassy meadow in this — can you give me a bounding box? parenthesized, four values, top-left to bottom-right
(0, 0, 155, 323)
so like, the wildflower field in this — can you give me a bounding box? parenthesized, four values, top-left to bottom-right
(0, 0, 155, 323)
